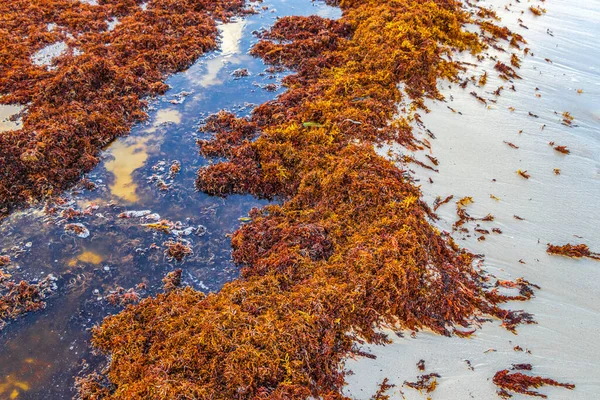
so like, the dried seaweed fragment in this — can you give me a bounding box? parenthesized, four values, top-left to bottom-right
(404, 373, 440, 393)
(529, 6, 547, 16)
(371, 378, 396, 400)
(562, 112, 574, 126)
(553, 145, 570, 155)
(493, 369, 574, 398)
(495, 61, 521, 80)
(547, 243, 600, 261)
(433, 195, 454, 211)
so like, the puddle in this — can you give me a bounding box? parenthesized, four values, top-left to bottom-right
(193, 20, 246, 88)
(0, 1, 342, 398)
(105, 108, 181, 202)
(104, 136, 153, 203)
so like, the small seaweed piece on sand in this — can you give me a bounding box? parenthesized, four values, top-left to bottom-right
(493, 369, 574, 398)
(433, 194, 454, 211)
(417, 359, 426, 371)
(547, 243, 600, 261)
(404, 373, 441, 394)
(529, 6, 547, 17)
(512, 363, 533, 371)
(562, 112, 574, 126)
(371, 378, 396, 400)
(553, 145, 570, 155)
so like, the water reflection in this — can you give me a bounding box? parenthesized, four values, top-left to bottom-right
(74, 251, 103, 266)
(0, 0, 343, 398)
(104, 137, 152, 203)
(193, 20, 246, 88)
(105, 108, 181, 202)
(0, 374, 30, 399)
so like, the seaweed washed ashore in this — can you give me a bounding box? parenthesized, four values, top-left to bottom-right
(0, 0, 254, 217)
(77, 0, 575, 398)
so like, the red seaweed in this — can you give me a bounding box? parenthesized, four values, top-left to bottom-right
(77, 1, 538, 398)
(0, 0, 253, 218)
(547, 243, 600, 261)
(493, 369, 574, 398)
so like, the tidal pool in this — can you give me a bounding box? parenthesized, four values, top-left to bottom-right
(0, 1, 340, 398)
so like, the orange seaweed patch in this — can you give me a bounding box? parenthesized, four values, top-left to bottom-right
(79, 1, 535, 398)
(163, 240, 193, 262)
(0, 0, 253, 217)
(1, 271, 56, 331)
(404, 373, 440, 394)
(371, 378, 395, 400)
(493, 369, 574, 398)
(547, 243, 600, 261)
(105, 286, 142, 307)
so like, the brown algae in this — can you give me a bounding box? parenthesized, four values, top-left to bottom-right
(0, 0, 253, 216)
(77, 1, 546, 398)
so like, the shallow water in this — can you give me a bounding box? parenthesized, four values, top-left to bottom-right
(347, 0, 600, 399)
(0, 1, 341, 398)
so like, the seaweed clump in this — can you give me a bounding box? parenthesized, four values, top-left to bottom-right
(0, 0, 252, 217)
(371, 378, 396, 400)
(80, 1, 536, 398)
(547, 243, 600, 261)
(163, 240, 193, 261)
(493, 368, 574, 398)
(404, 373, 440, 394)
(0, 270, 56, 331)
